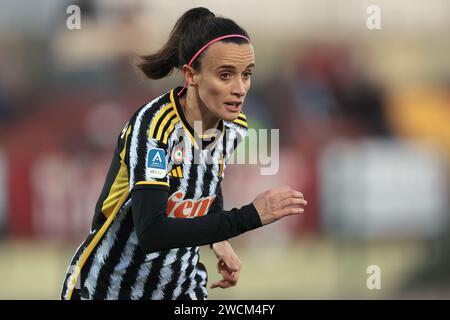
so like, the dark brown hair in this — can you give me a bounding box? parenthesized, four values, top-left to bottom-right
(137, 7, 250, 79)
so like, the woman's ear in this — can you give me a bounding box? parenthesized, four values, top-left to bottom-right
(181, 64, 198, 86)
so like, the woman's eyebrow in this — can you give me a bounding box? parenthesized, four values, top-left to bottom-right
(215, 63, 255, 70)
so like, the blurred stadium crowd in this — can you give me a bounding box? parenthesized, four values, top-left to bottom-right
(0, 0, 449, 299)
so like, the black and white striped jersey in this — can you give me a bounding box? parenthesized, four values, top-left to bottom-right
(61, 87, 248, 300)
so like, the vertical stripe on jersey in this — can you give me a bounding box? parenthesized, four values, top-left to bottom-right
(194, 267, 208, 300)
(105, 228, 140, 299)
(184, 148, 198, 199)
(179, 128, 193, 196)
(193, 150, 207, 200)
(171, 247, 196, 299)
(183, 247, 201, 295)
(150, 248, 180, 299)
(158, 248, 187, 299)
(207, 137, 224, 197)
(90, 207, 135, 299)
(165, 125, 180, 177)
(83, 199, 131, 298)
(140, 250, 168, 299)
(224, 126, 238, 164)
(117, 250, 147, 299)
(130, 251, 161, 299)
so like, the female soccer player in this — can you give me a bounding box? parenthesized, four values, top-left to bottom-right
(61, 7, 307, 300)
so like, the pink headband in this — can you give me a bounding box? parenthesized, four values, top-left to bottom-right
(177, 34, 250, 96)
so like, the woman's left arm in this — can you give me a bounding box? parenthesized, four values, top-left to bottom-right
(210, 240, 241, 289)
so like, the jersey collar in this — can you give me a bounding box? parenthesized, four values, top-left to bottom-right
(170, 87, 224, 150)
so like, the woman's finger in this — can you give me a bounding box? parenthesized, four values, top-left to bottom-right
(278, 190, 304, 202)
(280, 206, 304, 217)
(210, 279, 234, 289)
(279, 197, 307, 209)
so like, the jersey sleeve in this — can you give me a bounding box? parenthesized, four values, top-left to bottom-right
(127, 106, 172, 192)
(131, 187, 262, 253)
(206, 184, 224, 249)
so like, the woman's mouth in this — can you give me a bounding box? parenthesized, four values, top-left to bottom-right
(224, 101, 242, 112)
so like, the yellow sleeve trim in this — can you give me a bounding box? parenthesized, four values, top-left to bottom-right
(135, 181, 170, 188)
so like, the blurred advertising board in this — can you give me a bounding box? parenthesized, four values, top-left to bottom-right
(320, 139, 449, 239)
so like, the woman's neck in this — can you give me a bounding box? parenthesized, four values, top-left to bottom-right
(179, 89, 221, 135)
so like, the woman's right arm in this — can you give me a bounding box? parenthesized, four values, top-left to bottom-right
(131, 185, 306, 254)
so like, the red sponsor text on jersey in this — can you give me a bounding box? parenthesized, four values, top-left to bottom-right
(166, 191, 216, 218)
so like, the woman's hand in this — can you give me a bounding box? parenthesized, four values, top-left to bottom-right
(210, 241, 241, 289)
(252, 186, 307, 226)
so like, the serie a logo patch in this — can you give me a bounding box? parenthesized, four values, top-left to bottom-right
(146, 148, 167, 179)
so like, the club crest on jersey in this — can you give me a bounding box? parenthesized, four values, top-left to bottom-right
(166, 191, 216, 218)
(146, 148, 167, 179)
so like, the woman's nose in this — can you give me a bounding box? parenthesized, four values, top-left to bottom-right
(231, 79, 246, 97)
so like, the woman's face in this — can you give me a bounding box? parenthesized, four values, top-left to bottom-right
(192, 42, 255, 121)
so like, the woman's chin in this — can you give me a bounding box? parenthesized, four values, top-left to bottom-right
(220, 107, 242, 121)
(221, 113, 241, 122)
